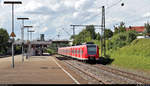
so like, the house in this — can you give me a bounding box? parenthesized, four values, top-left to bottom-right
(126, 26, 145, 34)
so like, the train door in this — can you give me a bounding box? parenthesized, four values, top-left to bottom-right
(83, 47, 86, 60)
(83, 46, 88, 60)
(75, 48, 77, 58)
(80, 47, 82, 59)
(76, 48, 78, 58)
(78, 47, 80, 58)
(78, 48, 80, 58)
(66, 48, 68, 55)
(77, 47, 79, 58)
(72, 48, 73, 57)
(70, 48, 71, 56)
(96, 46, 99, 59)
(73, 48, 75, 57)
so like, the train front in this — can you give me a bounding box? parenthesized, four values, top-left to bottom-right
(86, 44, 99, 61)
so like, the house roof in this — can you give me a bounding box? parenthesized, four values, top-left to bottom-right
(126, 26, 145, 32)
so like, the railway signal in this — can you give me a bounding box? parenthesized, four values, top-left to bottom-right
(4, 1, 22, 68)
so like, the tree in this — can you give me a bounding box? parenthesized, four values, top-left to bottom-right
(114, 22, 126, 35)
(114, 26, 119, 35)
(73, 29, 92, 45)
(119, 22, 126, 32)
(144, 23, 150, 37)
(108, 31, 137, 50)
(0, 28, 9, 55)
(104, 29, 113, 39)
(70, 25, 97, 45)
(96, 32, 101, 40)
(86, 25, 96, 39)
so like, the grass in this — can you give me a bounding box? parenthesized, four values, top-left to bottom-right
(107, 39, 150, 71)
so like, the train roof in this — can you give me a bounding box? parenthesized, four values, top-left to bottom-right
(58, 44, 97, 49)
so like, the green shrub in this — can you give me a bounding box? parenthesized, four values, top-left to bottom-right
(47, 49, 55, 55)
(107, 39, 150, 70)
(108, 31, 137, 50)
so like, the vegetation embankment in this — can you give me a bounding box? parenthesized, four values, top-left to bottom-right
(107, 39, 150, 71)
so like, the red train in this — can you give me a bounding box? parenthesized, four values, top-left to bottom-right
(58, 44, 99, 61)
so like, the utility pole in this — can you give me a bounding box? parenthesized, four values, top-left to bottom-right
(17, 17, 29, 63)
(102, 6, 106, 57)
(70, 25, 76, 40)
(4, 1, 22, 68)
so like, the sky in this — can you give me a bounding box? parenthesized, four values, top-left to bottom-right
(0, 0, 150, 40)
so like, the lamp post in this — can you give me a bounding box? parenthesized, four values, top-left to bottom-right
(28, 30, 35, 58)
(17, 18, 29, 63)
(4, 1, 22, 68)
(28, 30, 35, 41)
(24, 26, 33, 41)
(24, 26, 33, 59)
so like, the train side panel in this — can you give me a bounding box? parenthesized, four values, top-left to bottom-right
(58, 44, 99, 61)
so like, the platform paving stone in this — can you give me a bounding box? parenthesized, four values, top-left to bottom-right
(0, 55, 87, 84)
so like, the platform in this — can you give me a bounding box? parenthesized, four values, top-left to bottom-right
(0, 55, 87, 84)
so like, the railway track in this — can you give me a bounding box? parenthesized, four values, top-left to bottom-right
(93, 64, 150, 84)
(64, 61, 110, 84)
(55, 55, 150, 84)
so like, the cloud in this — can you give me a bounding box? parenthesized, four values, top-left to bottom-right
(143, 12, 150, 18)
(0, 0, 150, 40)
(42, 26, 48, 32)
(63, 0, 76, 8)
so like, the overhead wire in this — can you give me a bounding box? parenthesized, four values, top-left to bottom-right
(62, 28, 71, 36)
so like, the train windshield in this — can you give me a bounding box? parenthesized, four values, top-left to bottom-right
(87, 45, 97, 55)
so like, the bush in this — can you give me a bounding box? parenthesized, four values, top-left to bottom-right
(47, 49, 55, 55)
(15, 45, 22, 54)
(108, 31, 137, 50)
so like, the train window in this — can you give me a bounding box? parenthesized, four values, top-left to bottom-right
(87, 45, 97, 55)
(80, 49, 82, 55)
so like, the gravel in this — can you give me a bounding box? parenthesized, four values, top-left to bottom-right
(55, 55, 148, 84)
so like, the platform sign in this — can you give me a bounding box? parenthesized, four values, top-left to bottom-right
(10, 32, 16, 37)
